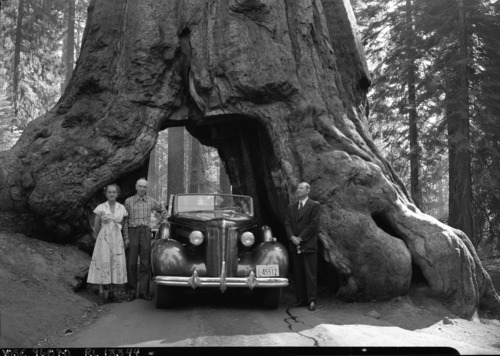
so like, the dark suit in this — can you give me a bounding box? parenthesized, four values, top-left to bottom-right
(285, 198, 320, 304)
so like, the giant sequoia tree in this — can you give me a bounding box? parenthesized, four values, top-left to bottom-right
(0, 0, 498, 319)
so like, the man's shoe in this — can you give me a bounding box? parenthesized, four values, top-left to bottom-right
(139, 293, 152, 301)
(291, 301, 307, 307)
(308, 301, 316, 311)
(126, 293, 136, 302)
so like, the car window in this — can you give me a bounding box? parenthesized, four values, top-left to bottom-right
(177, 195, 215, 212)
(216, 195, 252, 214)
(175, 194, 253, 215)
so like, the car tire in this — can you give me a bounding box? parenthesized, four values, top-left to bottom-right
(261, 287, 282, 309)
(154, 284, 175, 308)
(149, 279, 155, 298)
(149, 269, 155, 298)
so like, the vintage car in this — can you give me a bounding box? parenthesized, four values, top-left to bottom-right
(150, 193, 289, 308)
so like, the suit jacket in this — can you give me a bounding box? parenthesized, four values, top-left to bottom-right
(284, 198, 320, 254)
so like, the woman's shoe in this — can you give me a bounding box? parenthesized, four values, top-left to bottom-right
(97, 292, 106, 305)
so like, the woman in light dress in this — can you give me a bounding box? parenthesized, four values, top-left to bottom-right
(87, 184, 128, 304)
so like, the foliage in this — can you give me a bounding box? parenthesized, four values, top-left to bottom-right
(355, 0, 449, 218)
(0, 0, 88, 133)
(354, 0, 500, 246)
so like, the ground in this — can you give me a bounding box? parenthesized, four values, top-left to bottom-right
(1, 211, 499, 352)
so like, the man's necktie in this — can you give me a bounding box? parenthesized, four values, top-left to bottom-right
(298, 201, 303, 210)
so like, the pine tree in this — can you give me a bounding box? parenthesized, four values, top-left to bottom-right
(0, 0, 88, 132)
(355, 0, 500, 246)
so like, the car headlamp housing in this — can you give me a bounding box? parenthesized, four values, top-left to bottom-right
(189, 230, 204, 246)
(240, 231, 255, 247)
(157, 222, 170, 240)
(262, 226, 273, 242)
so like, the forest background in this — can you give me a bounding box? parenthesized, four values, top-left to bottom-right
(0, 0, 499, 256)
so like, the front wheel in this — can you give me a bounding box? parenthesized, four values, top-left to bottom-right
(154, 284, 176, 308)
(261, 287, 282, 309)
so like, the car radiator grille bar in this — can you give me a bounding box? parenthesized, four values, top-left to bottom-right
(225, 227, 238, 277)
(206, 225, 221, 277)
(206, 221, 238, 277)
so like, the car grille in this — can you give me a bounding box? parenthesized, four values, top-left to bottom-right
(206, 220, 238, 277)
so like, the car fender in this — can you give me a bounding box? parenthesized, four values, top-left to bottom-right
(151, 239, 207, 277)
(237, 241, 289, 277)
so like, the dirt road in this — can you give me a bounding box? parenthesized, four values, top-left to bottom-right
(56, 288, 500, 353)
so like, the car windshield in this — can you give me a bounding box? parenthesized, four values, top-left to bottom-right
(175, 194, 253, 215)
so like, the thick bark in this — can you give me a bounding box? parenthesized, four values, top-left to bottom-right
(167, 126, 185, 197)
(189, 136, 201, 193)
(448, 0, 474, 245)
(64, 0, 76, 89)
(406, 0, 421, 210)
(219, 160, 231, 194)
(146, 141, 159, 199)
(13, 0, 25, 117)
(0, 0, 497, 318)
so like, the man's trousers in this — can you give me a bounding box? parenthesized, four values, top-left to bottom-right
(291, 251, 317, 304)
(127, 226, 151, 295)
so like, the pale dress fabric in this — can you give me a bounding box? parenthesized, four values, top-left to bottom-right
(87, 202, 128, 284)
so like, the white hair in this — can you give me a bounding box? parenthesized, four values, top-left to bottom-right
(299, 182, 310, 190)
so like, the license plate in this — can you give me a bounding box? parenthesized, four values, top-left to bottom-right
(256, 264, 279, 277)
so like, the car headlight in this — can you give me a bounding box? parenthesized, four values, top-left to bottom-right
(189, 230, 204, 246)
(240, 231, 255, 247)
(262, 226, 273, 242)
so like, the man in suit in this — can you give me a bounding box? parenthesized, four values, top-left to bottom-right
(285, 182, 320, 311)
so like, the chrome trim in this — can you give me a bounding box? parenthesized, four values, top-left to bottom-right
(220, 261, 227, 293)
(221, 220, 227, 261)
(247, 271, 257, 290)
(154, 275, 289, 288)
(226, 227, 238, 276)
(206, 224, 220, 276)
(188, 270, 201, 289)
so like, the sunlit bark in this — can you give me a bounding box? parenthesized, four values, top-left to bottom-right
(447, 0, 474, 244)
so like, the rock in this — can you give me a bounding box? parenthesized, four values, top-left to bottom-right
(443, 317, 454, 325)
(72, 267, 89, 292)
(76, 234, 94, 255)
(366, 310, 381, 319)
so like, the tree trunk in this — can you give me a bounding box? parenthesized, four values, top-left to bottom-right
(437, 173, 446, 220)
(12, 0, 25, 117)
(167, 126, 185, 198)
(406, 0, 421, 210)
(189, 136, 201, 193)
(64, 0, 76, 90)
(448, 0, 474, 245)
(75, 0, 84, 57)
(0, 0, 497, 319)
(219, 158, 231, 194)
(146, 142, 159, 200)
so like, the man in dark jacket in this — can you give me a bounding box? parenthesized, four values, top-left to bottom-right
(285, 182, 320, 311)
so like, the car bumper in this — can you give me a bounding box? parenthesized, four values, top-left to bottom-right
(154, 271, 288, 291)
